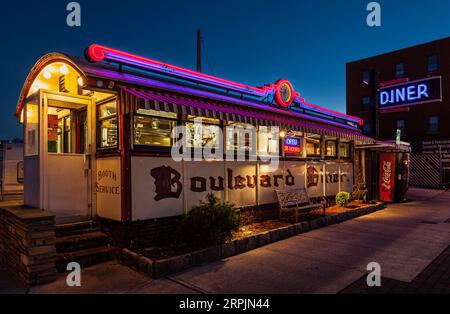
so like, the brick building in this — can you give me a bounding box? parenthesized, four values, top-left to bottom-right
(346, 37, 450, 188)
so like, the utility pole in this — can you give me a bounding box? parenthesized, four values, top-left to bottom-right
(369, 69, 380, 201)
(370, 69, 379, 140)
(196, 29, 202, 73)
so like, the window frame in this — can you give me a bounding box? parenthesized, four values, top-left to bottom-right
(132, 110, 178, 154)
(396, 119, 406, 136)
(362, 96, 372, 109)
(306, 138, 322, 158)
(427, 54, 438, 73)
(339, 142, 351, 159)
(428, 115, 439, 134)
(325, 140, 338, 158)
(96, 97, 119, 153)
(225, 122, 257, 157)
(362, 122, 371, 136)
(395, 62, 405, 78)
(362, 70, 370, 85)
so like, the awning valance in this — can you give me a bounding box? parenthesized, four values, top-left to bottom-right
(119, 87, 373, 143)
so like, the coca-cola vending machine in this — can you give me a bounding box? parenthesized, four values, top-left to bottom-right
(379, 152, 409, 202)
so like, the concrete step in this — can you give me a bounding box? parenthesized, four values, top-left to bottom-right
(55, 221, 99, 237)
(56, 231, 109, 253)
(56, 245, 117, 273)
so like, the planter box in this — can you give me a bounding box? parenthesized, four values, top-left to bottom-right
(221, 241, 236, 259)
(119, 202, 385, 279)
(153, 253, 193, 279)
(191, 246, 221, 266)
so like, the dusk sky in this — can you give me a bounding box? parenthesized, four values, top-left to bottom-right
(1, 0, 449, 139)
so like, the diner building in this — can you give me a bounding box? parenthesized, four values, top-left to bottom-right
(15, 44, 379, 247)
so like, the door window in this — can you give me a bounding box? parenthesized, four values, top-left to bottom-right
(48, 106, 86, 154)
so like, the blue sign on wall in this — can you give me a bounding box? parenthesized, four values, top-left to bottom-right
(379, 77, 441, 108)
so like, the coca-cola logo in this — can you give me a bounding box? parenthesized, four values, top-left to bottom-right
(381, 161, 392, 192)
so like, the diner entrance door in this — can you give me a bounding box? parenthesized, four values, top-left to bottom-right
(41, 92, 93, 224)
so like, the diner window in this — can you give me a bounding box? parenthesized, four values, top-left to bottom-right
(48, 107, 86, 154)
(395, 63, 404, 78)
(339, 142, 351, 158)
(428, 55, 438, 72)
(258, 126, 280, 156)
(362, 96, 371, 108)
(428, 116, 439, 134)
(362, 70, 370, 85)
(226, 122, 256, 152)
(185, 116, 220, 149)
(97, 99, 118, 149)
(306, 138, 321, 157)
(396, 119, 406, 136)
(325, 141, 337, 157)
(134, 109, 177, 147)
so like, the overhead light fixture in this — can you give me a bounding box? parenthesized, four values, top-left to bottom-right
(280, 130, 286, 138)
(43, 70, 52, 79)
(59, 64, 69, 75)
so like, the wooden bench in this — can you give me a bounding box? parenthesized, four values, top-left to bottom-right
(276, 188, 326, 222)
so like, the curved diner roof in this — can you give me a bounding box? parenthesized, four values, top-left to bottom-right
(17, 44, 373, 143)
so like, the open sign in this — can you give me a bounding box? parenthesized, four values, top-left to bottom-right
(284, 137, 301, 155)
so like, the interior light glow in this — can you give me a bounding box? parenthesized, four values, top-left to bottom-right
(280, 130, 286, 138)
(77, 77, 84, 86)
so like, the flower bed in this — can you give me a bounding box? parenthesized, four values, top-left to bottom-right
(118, 202, 385, 279)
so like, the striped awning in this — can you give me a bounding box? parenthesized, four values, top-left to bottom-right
(119, 87, 373, 143)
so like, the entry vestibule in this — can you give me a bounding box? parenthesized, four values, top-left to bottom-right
(23, 91, 94, 223)
(17, 55, 112, 223)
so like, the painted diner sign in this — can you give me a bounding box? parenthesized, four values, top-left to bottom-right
(379, 77, 441, 109)
(130, 157, 354, 221)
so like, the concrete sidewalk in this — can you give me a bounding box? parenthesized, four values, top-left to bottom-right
(167, 188, 450, 293)
(1, 188, 449, 294)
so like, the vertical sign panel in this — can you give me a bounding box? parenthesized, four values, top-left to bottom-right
(379, 153, 396, 202)
(184, 160, 225, 210)
(259, 162, 285, 205)
(131, 157, 183, 220)
(96, 157, 122, 221)
(226, 162, 258, 207)
(283, 161, 306, 191)
(339, 163, 354, 193)
(306, 162, 325, 197)
(324, 162, 340, 196)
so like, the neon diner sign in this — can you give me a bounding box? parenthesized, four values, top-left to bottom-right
(379, 77, 442, 108)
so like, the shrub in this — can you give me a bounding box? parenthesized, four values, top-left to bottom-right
(176, 193, 240, 249)
(336, 192, 351, 207)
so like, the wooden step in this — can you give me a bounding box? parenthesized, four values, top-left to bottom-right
(56, 245, 117, 273)
(56, 231, 109, 253)
(55, 221, 99, 237)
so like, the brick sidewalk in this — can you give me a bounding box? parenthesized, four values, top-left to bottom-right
(340, 245, 450, 294)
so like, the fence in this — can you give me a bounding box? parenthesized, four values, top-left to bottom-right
(409, 153, 443, 189)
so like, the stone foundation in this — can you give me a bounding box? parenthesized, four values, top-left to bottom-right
(98, 216, 182, 250)
(0, 207, 56, 285)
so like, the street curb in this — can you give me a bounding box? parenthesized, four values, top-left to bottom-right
(119, 202, 385, 279)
